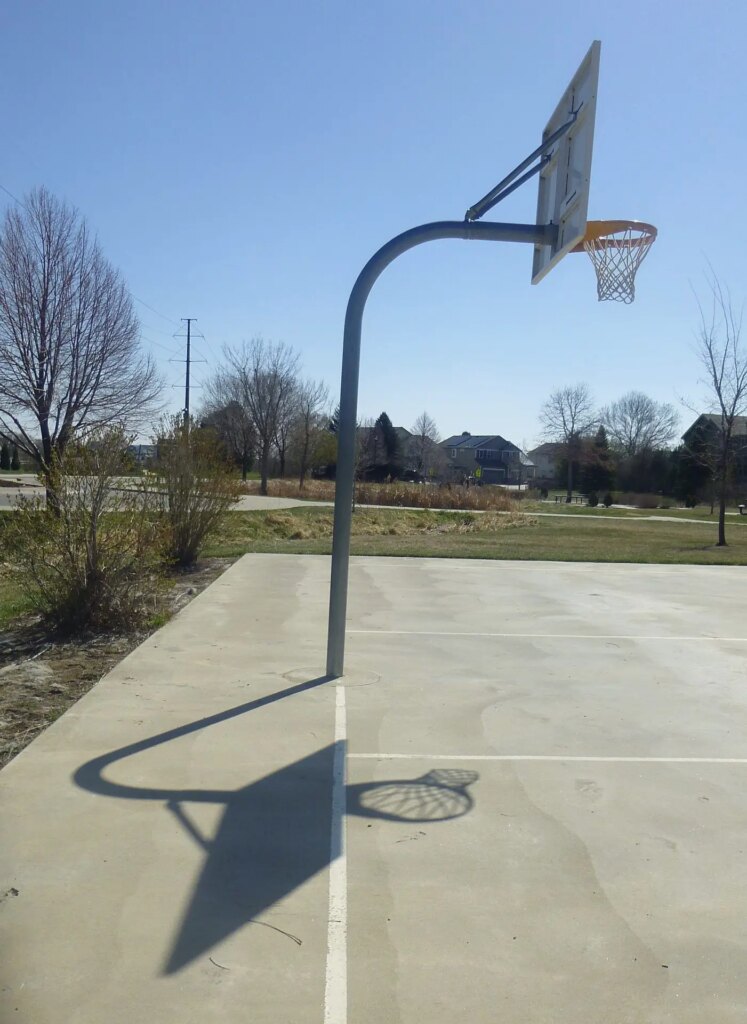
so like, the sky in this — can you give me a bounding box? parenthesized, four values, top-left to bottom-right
(2, 0, 745, 448)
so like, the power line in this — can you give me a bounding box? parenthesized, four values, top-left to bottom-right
(131, 294, 180, 327)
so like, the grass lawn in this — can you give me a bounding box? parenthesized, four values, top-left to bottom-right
(203, 507, 747, 565)
(523, 503, 747, 522)
(0, 576, 32, 628)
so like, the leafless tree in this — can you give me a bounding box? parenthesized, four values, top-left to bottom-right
(601, 391, 679, 455)
(216, 338, 300, 495)
(291, 378, 329, 488)
(199, 394, 256, 480)
(273, 379, 300, 478)
(539, 383, 597, 500)
(410, 411, 443, 478)
(0, 188, 161, 501)
(689, 276, 747, 546)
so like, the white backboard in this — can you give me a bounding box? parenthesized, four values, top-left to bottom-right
(531, 41, 601, 285)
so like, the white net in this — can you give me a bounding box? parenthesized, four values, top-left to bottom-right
(583, 223, 656, 303)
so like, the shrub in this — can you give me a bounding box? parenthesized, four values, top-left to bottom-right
(587, 492, 599, 507)
(155, 419, 242, 566)
(603, 492, 614, 508)
(3, 429, 162, 633)
(243, 478, 516, 512)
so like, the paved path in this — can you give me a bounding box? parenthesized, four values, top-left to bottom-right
(3, 555, 747, 1022)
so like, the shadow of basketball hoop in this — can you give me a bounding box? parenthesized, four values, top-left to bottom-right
(349, 769, 478, 822)
(72, 676, 479, 974)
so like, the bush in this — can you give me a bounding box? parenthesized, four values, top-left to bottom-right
(3, 429, 162, 633)
(587, 492, 599, 507)
(603, 492, 614, 508)
(244, 478, 516, 512)
(155, 419, 242, 566)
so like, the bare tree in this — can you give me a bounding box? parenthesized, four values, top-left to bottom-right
(0, 188, 161, 501)
(689, 276, 747, 546)
(200, 397, 255, 480)
(273, 379, 300, 478)
(292, 378, 329, 488)
(602, 391, 679, 455)
(539, 383, 597, 500)
(217, 338, 300, 495)
(410, 411, 442, 478)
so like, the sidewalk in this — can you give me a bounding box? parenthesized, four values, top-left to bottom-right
(0, 554, 336, 1024)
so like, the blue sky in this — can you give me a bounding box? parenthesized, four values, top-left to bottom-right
(2, 0, 744, 447)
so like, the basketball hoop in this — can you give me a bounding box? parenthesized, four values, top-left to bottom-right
(573, 220, 657, 303)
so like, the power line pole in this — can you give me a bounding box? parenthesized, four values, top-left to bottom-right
(182, 318, 195, 427)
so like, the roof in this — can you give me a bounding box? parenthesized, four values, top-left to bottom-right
(441, 433, 518, 451)
(527, 442, 565, 457)
(682, 414, 747, 439)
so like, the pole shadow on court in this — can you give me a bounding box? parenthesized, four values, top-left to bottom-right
(72, 674, 478, 975)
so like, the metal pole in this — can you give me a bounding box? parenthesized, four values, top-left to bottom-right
(325, 219, 557, 678)
(183, 318, 193, 427)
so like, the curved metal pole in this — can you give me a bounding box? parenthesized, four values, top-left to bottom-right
(325, 219, 557, 678)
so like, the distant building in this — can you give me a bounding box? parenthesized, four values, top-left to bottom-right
(526, 442, 565, 483)
(440, 432, 535, 485)
(127, 444, 157, 465)
(681, 414, 747, 485)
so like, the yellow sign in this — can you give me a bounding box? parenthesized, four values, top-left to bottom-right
(474, 465, 482, 479)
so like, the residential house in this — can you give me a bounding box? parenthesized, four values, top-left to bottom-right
(127, 444, 158, 465)
(440, 432, 535, 485)
(681, 414, 747, 485)
(527, 442, 565, 484)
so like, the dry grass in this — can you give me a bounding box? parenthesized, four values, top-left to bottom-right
(243, 478, 517, 511)
(207, 507, 535, 553)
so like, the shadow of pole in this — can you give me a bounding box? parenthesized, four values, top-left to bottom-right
(72, 676, 478, 975)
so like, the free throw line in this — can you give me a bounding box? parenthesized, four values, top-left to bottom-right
(349, 753, 747, 764)
(347, 629, 747, 642)
(324, 685, 347, 1024)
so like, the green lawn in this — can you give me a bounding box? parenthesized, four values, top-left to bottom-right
(203, 507, 747, 565)
(523, 502, 747, 522)
(3, 505, 744, 630)
(0, 576, 32, 628)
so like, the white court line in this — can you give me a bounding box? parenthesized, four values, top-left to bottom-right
(324, 685, 347, 1024)
(347, 629, 747, 642)
(349, 753, 747, 764)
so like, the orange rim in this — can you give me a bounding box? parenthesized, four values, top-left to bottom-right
(571, 220, 658, 252)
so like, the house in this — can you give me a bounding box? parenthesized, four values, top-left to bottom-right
(681, 414, 747, 485)
(127, 444, 157, 465)
(527, 442, 565, 483)
(440, 432, 535, 485)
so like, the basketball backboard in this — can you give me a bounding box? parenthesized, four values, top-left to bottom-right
(531, 40, 601, 284)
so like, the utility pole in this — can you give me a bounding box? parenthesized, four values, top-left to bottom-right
(171, 320, 205, 428)
(182, 318, 195, 427)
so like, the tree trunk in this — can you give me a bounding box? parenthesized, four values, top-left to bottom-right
(717, 447, 728, 546)
(566, 457, 574, 502)
(260, 447, 270, 496)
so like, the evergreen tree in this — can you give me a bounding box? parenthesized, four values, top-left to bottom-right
(581, 426, 615, 492)
(375, 412, 402, 479)
(10, 446, 20, 470)
(0, 442, 10, 470)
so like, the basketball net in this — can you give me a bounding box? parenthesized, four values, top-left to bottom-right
(577, 221, 657, 303)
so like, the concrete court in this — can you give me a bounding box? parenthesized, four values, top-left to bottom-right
(2, 555, 747, 1023)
